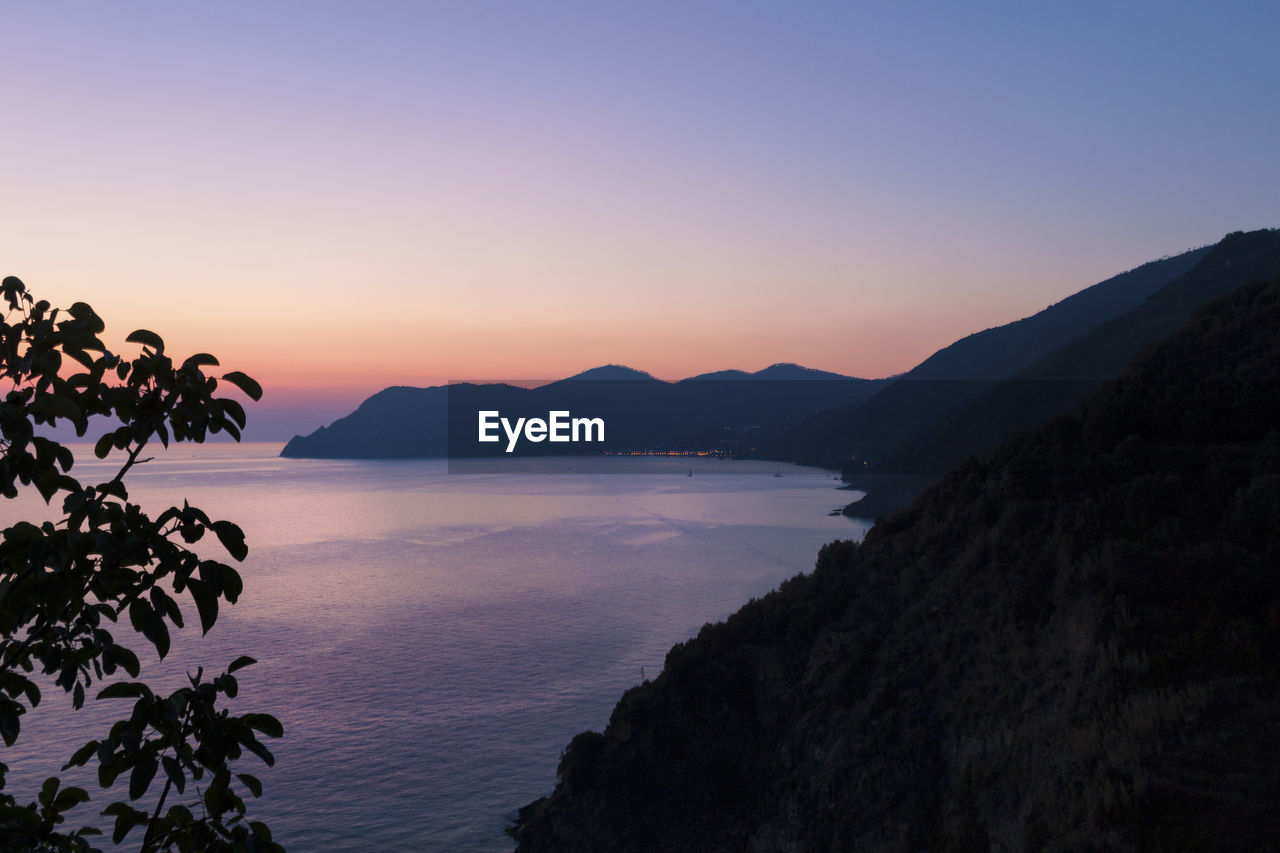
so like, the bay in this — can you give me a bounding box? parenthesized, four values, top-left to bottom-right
(1, 443, 866, 851)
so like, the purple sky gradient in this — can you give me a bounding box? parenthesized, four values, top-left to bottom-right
(2, 2, 1276, 438)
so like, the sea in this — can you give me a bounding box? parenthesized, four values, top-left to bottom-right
(1, 443, 867, 851)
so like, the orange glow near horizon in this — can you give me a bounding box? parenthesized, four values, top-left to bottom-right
(3, 4, 1275, 420)
(1, 242, 1208, 414)
(27, 264, 1069, 412)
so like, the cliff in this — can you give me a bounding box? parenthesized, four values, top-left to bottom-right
(510, 276, 1280, 851)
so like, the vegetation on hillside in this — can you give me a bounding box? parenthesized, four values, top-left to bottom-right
(768, 244, 1212, 472)
(511, 275, 1280, 851)
(873, 229, 1280, 482)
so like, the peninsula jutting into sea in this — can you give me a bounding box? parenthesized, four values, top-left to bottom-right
(285, 230, 1280, 516)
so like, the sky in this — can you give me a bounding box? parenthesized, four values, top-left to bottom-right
(2, 2, 1278, 437)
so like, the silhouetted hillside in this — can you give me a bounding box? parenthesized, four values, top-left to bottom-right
(279, 385, 452, 459)
(510, 276, 1280, 851)
(280, 365, 880, 459)
(771, 244, 1210, 469)
(854, 229, 1280, 513)
(910, 245, 1210, 381)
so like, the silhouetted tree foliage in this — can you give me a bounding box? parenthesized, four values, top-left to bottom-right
(0, 276, 282, 851)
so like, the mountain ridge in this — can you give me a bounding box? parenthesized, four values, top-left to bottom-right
(279, 363, 877, 459)
(846, 228, 1280, 515)
(509, 272, 1280, 852)
(769, 243, 1214, 469)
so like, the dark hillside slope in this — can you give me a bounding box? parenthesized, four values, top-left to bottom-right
(773, 245, 1209, 468)
(511, 277, 1280, 851)
(877, 229, 1280, 480)
(907, 244, 1209, 381)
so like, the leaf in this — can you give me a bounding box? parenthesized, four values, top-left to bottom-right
(221, 564, 244, 602)
(216, 673, 239, 699)
(146, 615, 172, 658)
(125, 329, 164, 353)
(64, 346, 97, 370)
(220, 398, 247, 429)
(5, 521, 43, 542)
(99, 478, 127, 499)
(150, 586, 183, 629)
(21, 678, 40, 708)
(33, 469, 73, 503)
(149, 617, 172, 658)
(129, 755, 157, 800)
(220, 371, 263, 401)
(68, 301, 97, 323)
(129, 601, 170, 659)
(39, 776, 59, 809)
(165, 805, 193, 823)
(105, 801, 145, 844)
(227, 655, 257, 674)
(237, 772, 263, 798)
(240, 713, 284, 739)
(63, 740, 100, 770)
(162, 755, 186, 795)
(242, 737, 276, 768)
(211, 520, 248, 561)
(94, 433, 114, 459)
(52, 785, 90, 812)
(97, 682, 151, 700)
(2, 275, 25, 299)
(114, 645, 141, 678)
(183, 352, 220, 368)
(0, 698, 21, 746)
(187, 578, 219, 634)
(34, 471, 59, 503)
(205, 767, 230, 815)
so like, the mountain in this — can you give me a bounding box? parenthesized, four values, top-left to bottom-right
(751, 363, 854, 381)
(845, 229, 1280, 516)
(907, 245, 1212, 380)
(509, 274, 1280, 851)
(685, 369, 753, 381)
(279, 385, 452, 459)
(770, 243, 1211, 469)
(688, 363, 857, 382)
(279, 364, 879, 459)
(562, 365, 658, 381)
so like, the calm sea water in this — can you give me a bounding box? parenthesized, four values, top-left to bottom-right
(2, 443, 866, 851)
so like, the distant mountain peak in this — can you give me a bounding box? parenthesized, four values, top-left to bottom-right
(686, 363, 856, 381)
(563, 364, 657, 381)
(752, 363, 852, 380)
(685, 369, 753, 381)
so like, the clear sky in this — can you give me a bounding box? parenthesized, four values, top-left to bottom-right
(2, 2, 1277, 434)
